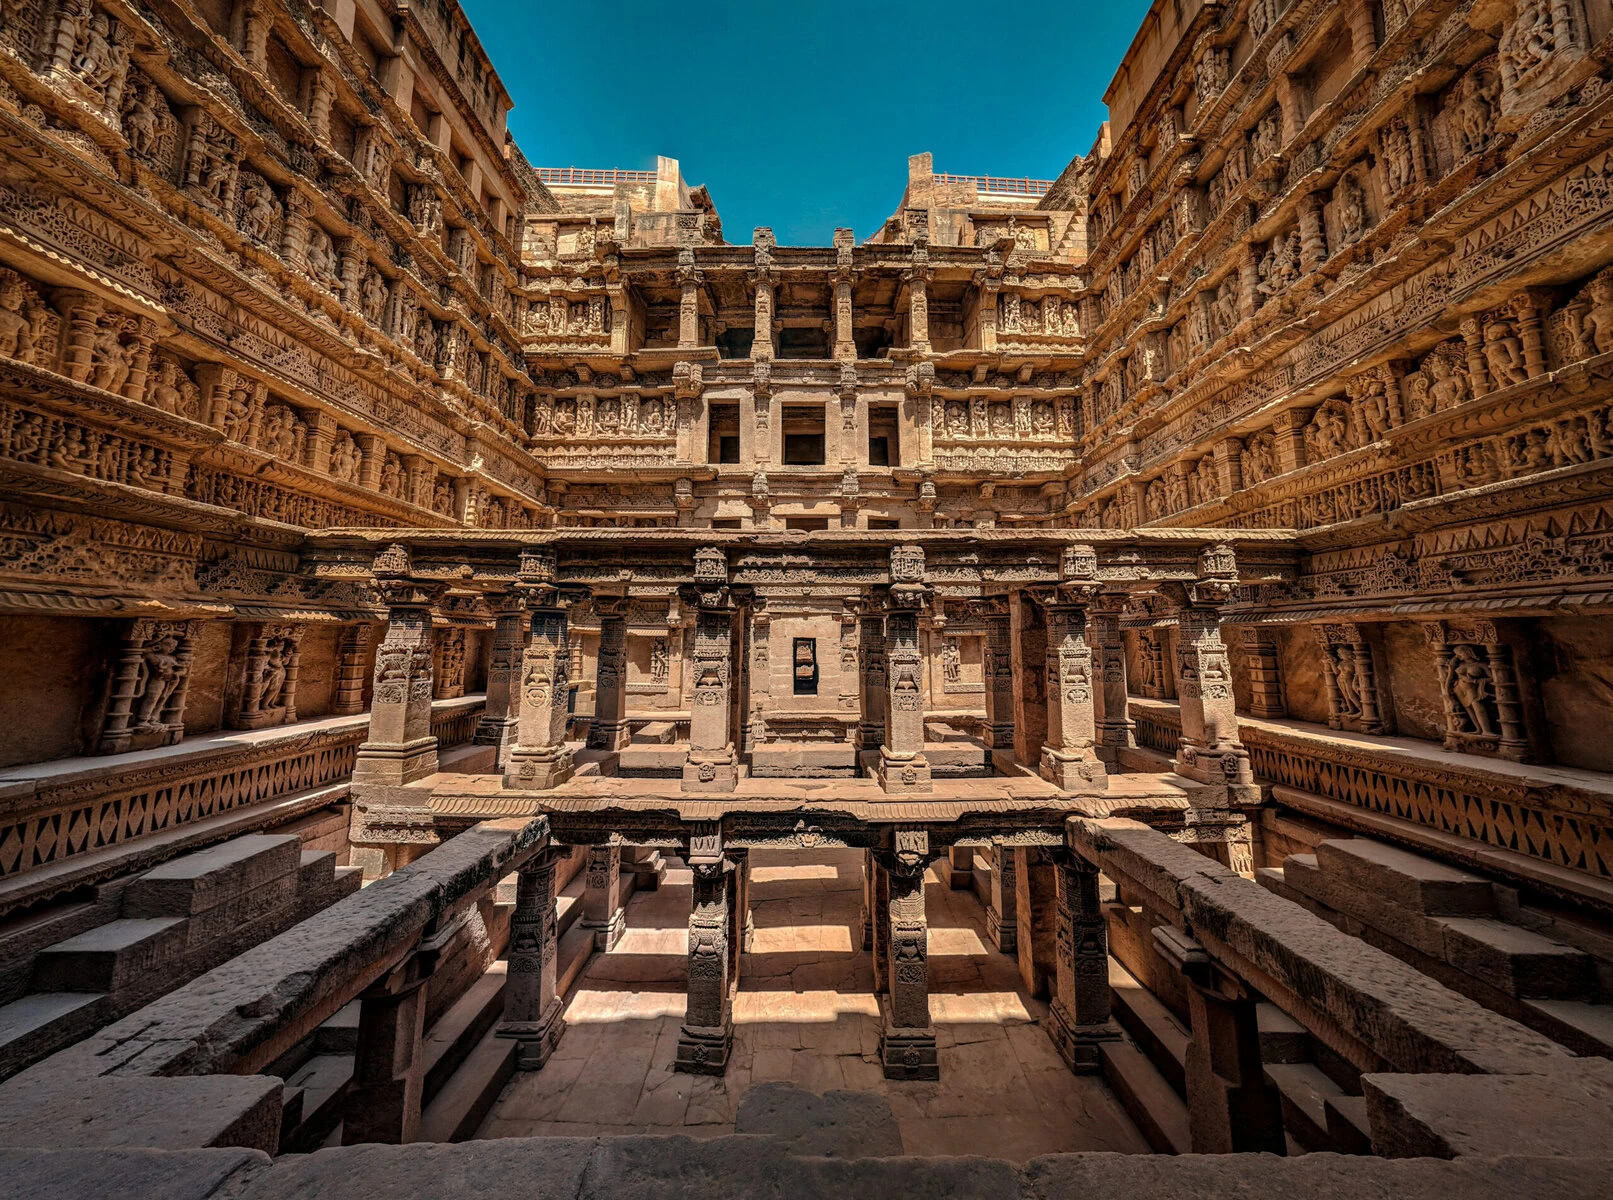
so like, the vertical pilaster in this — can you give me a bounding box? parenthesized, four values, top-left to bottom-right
(878, 836, 938, 1081)
(1090, 593, 1136, 767)
(858, 613, 887, 751)
(353, 548, 445, 789)
(1048, 856, 1118, 1073)
(878, 546, 932, 794)
(676, 833, 734, 1074)
(1039, 592, 1108, 791)
(1163, 548, 1254, 798)
(986, 840, 1017, 955)
(682, 547, 740, 792)
(331, 624, 373, 716)
(505, 596, 576, 789)
(499, 850, 566, 1069)
(833, 228, 856, 360)
(582, 842, 624, 951)
(1240, 627, 1286, 719)
(476, 592, 525, 765)
(586, 597, 631, 752)
(982, 607, 1016, 760)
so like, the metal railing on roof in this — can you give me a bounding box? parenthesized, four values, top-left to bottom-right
(933, 173, 1052, 196)
(535, 167, 657, 187)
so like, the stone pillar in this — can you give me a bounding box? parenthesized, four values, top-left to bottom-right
(947, 845, 974, 889)
(860, 849, 876, 951)
(832, 228, 856, 360)
(586, 597, 630, 752)
(1240, 627, 1286, 719)
(582, 841, 624, 951)
(1048, 855, 1117, 1073)
(1154, 926, 1286, 1154)
(905, 252, 931, 354)
(986, 840, 1017, 955)
(878, 546, 932, 794)
(476, 592, 525, 766)
(1039, 593, 1108, 791)
(1270, 408, 1308, 475)
(498, 850, 566, 1069)
(676, 249, 702, 348)
(331, 624, 373, 716)
(729, 847, 753, 954)
(343, 947, 436, 1145)
(353, 549, 445, 789)
(751, 228, 775, 361)
(1163, 547, 1255, 798)
(1347, 0, 1378, 69)
(682, 548, 740, 793)
(858, 612, 887, 751)
(982, 606, 1016, 760)
(505, 596, 577, 789)
(878, 834, 937, 1081)
(1015, 847, 1057, 999)
(1090, 593, 1136, 768)
(676, 830, 734, 1074)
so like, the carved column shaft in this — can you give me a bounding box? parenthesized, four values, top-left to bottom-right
(499, 851, 566, 1069)
(587, 607, 630, 751)
(982, 612, 1016, 753)
(1090, 596, 1136, 767)
(879, 606, 932, 793)
(684, 602, 739, 792)
(878, 850, 938, 1081)
(583, 842, 624, 950)
(476, 594, 525, 763)
(1172, 598, 1253, 791)
(1040, 599, 1108, 791)
(1048, 856, 1116, 1073)
(675, 858, 734, 1074)
(986, 840, 1017, 955)
(353, 580, 443, 788)
(505, 603, 575, 789)
(332, 624, 373, 716)
(1240, 627, 1286, 720)
(858, 615, 887, 750)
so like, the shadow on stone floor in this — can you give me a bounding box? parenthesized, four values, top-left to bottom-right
(476, 849, 1148, 1159)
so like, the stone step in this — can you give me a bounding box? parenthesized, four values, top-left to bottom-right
(1437, 917, 1593, 1001)
(31, 917, 188, 993)
(1325, 1092, 1373, 1155)
(1264, 1061, 1340, 1151)
(314, 1000, 361, 1055)
(0, 991, 105, 1080)
(1521, 998, 1613, 1057)
(1256, 1002, 1310, 1064)
(423, 962, 508, 1106)
(556, 921, 595, 1000)
(1313, 839, 1494, 917)
(297, 850, 338, 888)
(1097, 1038, 1190, 1154)
(631, 722, 678, 744)
(1108, 957, 1187, 1097)
(121, 835, 302, 918)
(418, 1021, 517, 1144)
(281, 1052, 354, 1153)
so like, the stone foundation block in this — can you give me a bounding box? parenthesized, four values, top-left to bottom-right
(879, 1025, 939, 1081)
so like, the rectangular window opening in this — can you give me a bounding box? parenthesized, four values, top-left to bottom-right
(709, 403, 740, 464)
(792, 637, 819, 695)
(782, 405, 826, 465)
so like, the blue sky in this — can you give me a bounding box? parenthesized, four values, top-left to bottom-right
(461, 0, 1155, 246)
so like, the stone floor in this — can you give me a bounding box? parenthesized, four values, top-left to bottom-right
(476, 848, 1148, 1159)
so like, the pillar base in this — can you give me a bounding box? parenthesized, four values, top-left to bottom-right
(986, 906, 1017, 955)
(584, 908, 625, 951)
(498, 996, 567, 1070)
(877, 752, 932, 794)
(587, 721, 632, 752)
(1173, 741, 1254, 790)
(879, 1024, 939, 1081)
(1048, 1003, 1120, 1075)
(682, 756, 739, 793)
(352, 737, 439, 787)
(674, 1022, 732, 1075)
(1040, 748, 1108, 791)
(504, 745, 576, 790)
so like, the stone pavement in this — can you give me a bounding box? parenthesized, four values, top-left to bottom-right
(477, 848, 1147, 1158)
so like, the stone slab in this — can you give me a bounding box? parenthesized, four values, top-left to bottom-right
(0, 1075, 283, 1153)
(749, 744, 858, 774)
(31, 917, 189, 993)
(0, 1148, 267, 1200)
(123, 836, 303, 918)
(1364, 1060, 1613, 1160)
(1314, 840, 1494, 918)
(733, 1082, 904, 1158)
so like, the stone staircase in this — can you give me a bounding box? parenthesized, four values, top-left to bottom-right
(276, 864, 598, 1151)
(0, 835, 360, 1080)
(1258, 838, 1613, 1058)
(1097, 902, 1375, 1155)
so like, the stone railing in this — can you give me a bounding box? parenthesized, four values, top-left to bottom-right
(1128, 697, 1613, 907)
(0, 816, 548, 1153)
(0, 697, 486, 910)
